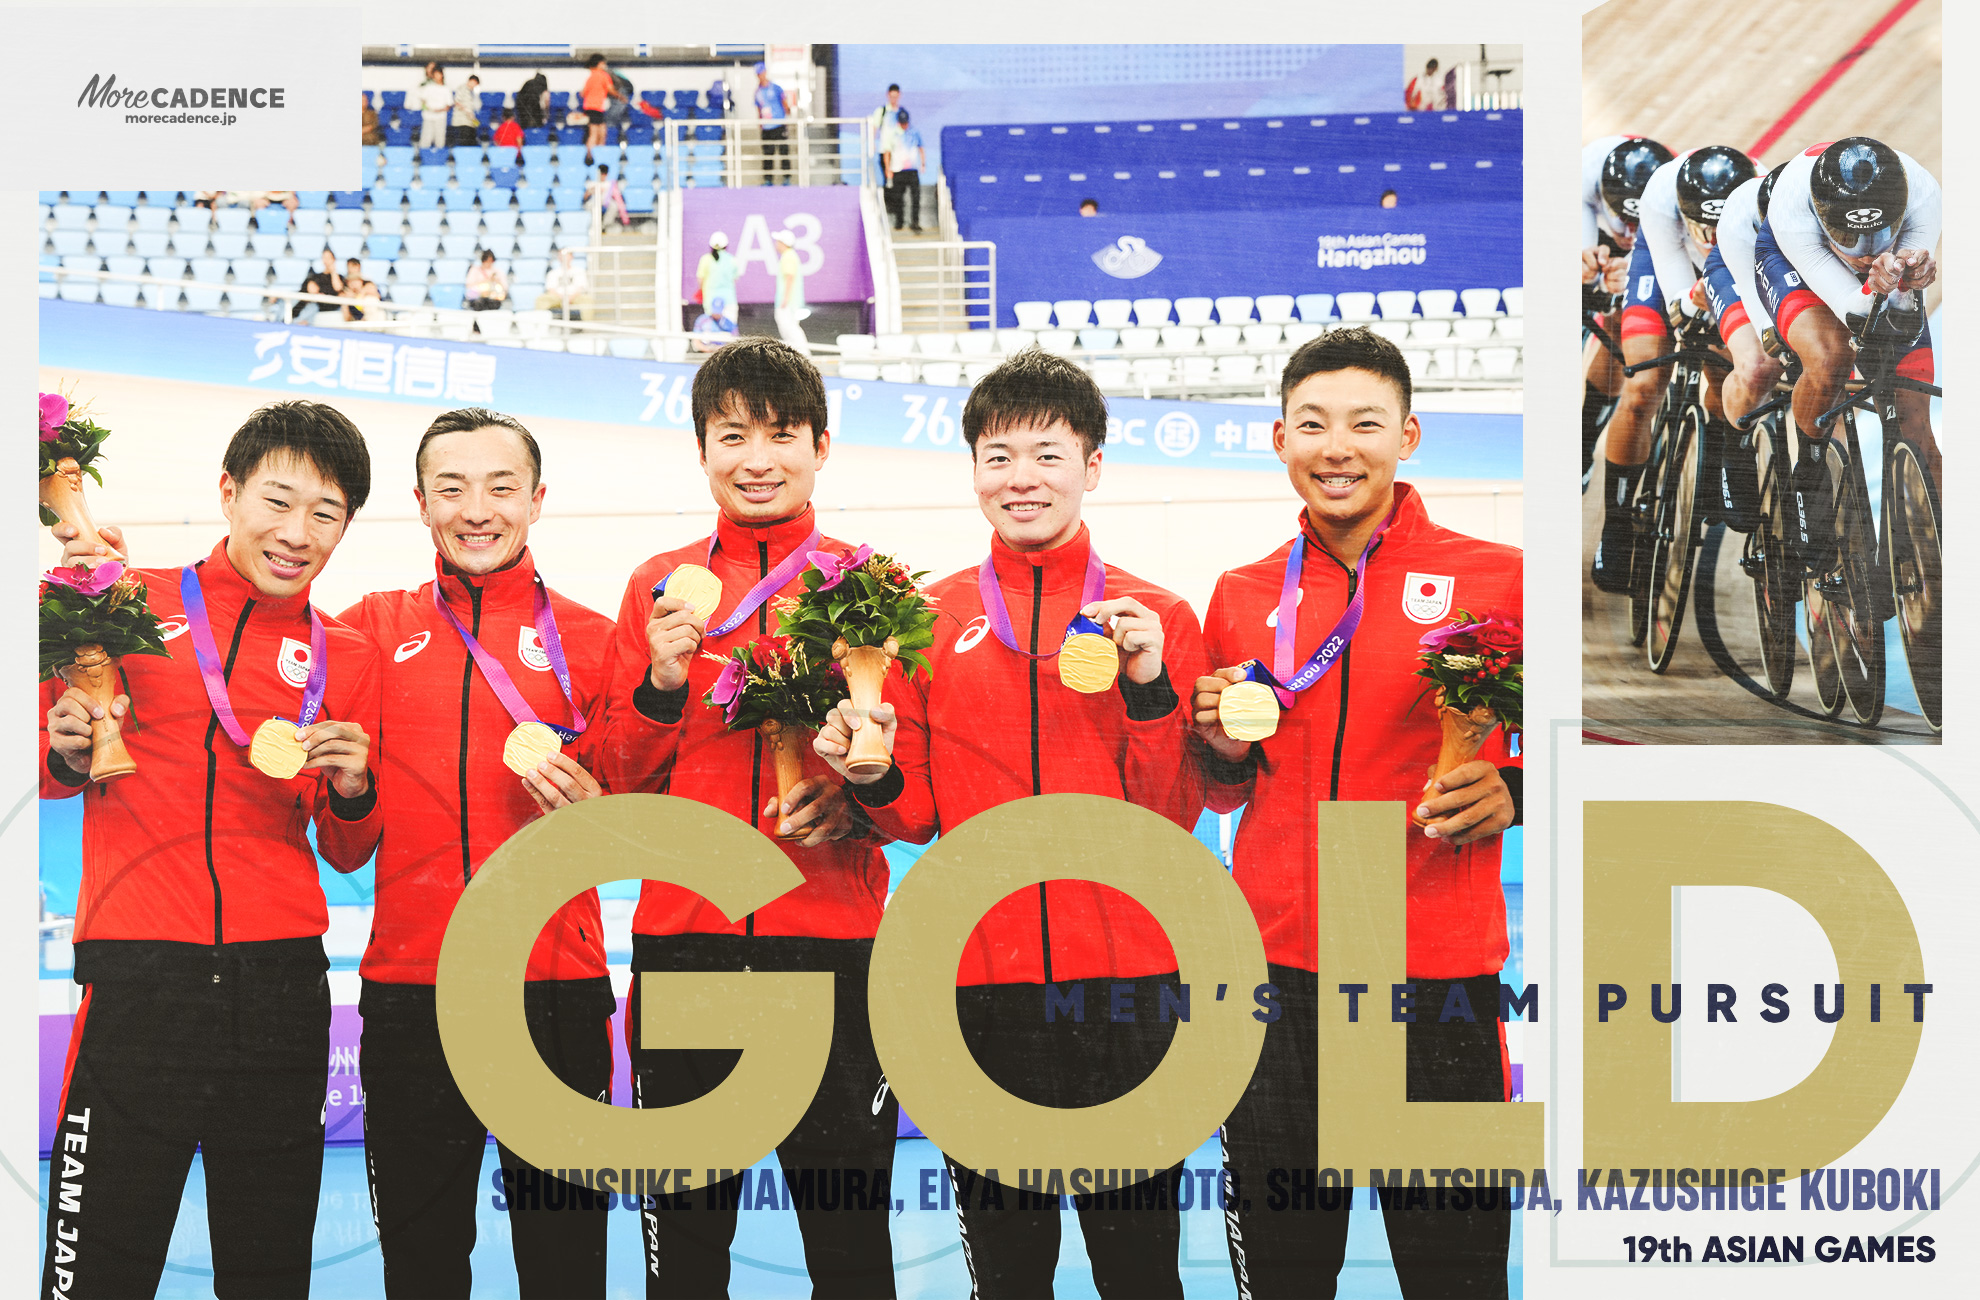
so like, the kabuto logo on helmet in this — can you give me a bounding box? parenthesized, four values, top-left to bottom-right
(1622, 197, 1639, 217)
(1702, 198, 1725, 217)
(1846, 207, 1885, 227)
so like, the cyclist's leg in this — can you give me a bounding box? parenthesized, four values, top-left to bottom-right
(1583, 328, 1623, 478)
(1784, 303, 1853, 570)
(1592, 329, 1668, 592)
(1894, 326, 1940, 491)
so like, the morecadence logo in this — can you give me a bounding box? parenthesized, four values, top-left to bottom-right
(78, 74, 287, 127)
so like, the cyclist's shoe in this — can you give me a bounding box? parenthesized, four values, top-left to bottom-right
(1791, 442, 1841, 576)
(1714, 420, 1763, 533)
(1591, 460, 1647, 594)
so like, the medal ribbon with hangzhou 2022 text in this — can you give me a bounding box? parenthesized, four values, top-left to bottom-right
(976, 544, 1119, 693)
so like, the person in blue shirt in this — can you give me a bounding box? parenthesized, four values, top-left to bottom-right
(692, 295, 739, 352)
(753, 62, 795, 187)
(886, 109, 926, 233)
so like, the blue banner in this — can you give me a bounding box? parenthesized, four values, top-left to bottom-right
(967, 203, 1521, 327)
(39, 300, 1519, 478)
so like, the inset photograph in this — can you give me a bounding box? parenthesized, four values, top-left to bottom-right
(1581, 0, 1941, 743)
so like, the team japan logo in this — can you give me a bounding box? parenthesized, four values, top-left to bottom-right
(1092, 235, 1163, 279)
(1845, 207, 1884, 226)
(1402, 573, 1455, 624)
(519, 626, 551, 671)
(277, 636, 312, 686)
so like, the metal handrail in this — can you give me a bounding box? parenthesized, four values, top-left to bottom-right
(664, 115, 874, 191)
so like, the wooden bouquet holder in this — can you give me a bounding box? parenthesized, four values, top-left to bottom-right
(61, 643, 137, 782)
(759, 717, 810, 840)
(40, 458, 123, 561)
(1410, 697, 1500, 827)
(832, 635, 898, 777)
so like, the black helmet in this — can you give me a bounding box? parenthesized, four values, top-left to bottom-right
(1600, 138, 1673, 224)
(1675, 146, 1757, 226)
(1757, 161, 1789, 221)
(1809, 136, 1906, 249)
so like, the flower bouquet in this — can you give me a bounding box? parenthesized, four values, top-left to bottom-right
(1410, 608, 1522, 827)
(40, 561, 172, 782)
(705, 636, 846, 839)
(772, 545, 938, 777)
(39, 392, 123, 561)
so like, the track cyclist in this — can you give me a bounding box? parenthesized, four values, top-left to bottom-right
(1583, 135, 1673, 477)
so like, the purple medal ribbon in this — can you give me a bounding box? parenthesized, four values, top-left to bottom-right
(180, 564, 328, 748)
(430, 575, 588, 743)
(1240, 511, 1399, 707)
(976, 544, 1108, 660)
(651, 524, 823, 637)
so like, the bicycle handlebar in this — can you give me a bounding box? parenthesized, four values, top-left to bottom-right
(1622, 348, 1733, 377)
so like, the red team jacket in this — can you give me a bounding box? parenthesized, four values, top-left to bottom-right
(1202, 485, 1522, 979)
(40, 540, 383, 947)
(854, 525, 1208, 987)
(336, 550, 622, 984)
(606, 507, 892, 940)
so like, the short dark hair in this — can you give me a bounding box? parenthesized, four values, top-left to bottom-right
(962, 347, 1108, 460)
(1280, 327, 1413, 417)
(586, 53, 606, 67)
(1426, 58, 1439, 72)
(415, 408, 544, 489)
(1078, 198, 1098, 211)
(691, 337, 829, 449)
(502, 108, 514, 120)
(887, 83, 900, 93)
(223, 401, 372, 515)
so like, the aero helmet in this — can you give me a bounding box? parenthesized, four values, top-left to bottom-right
(1600, 137, 1674, 224)
(1757, 161, 1789, 221)
(1809, 136, 1906, 254)
(1676, 146, 1758, 227)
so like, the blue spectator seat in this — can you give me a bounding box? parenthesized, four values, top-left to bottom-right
(147, 255, 187, 280)
(105, 255, 146, 277)
(254, 206, 290, 233)
(369, 185, 406, 210)
(129, 231, 170, 257)
(367, 233, 402, 259)
(247, 232, 286, 258)
(520, 144, 553, 169)
(623, 186, 657, 213)
(556, 126, 584, 146)
(384, 124, 415, 147)
(515, 187, 549, 212)
(363, 91, 373, 108)
(407, 188, 443, 211)
(417, 162, 450, 188)
(59, 279, 100, 304)
(383, 144, 415, 167)
(522, 127, 549, 146)
(104, 190, 141, 207)
(432, 258, 470, 284)
(133, 206, 174, 232)
(271, 256, 308, 284)
(623, 157, 656, 183)
(641, 90, 666, 109)
(355, 257, 387, 283)
(99, 282, 140, 308)
(672, 89, 699, 109)
(327, 234, 365, 261)
(452, 144, 485, 164)
(418, 147, 448, 166)
(61, 253, 103, 274)
(393, 258, 432, 284)
(551, 187, 584, 211)
(328, 208, 367, 234)
(490, 165, 521, 190)
(479, 91, 505, 113)
(210, 232, 249, 258)
(189, 257, 229, 283)
(512, 256, 549, 282)
(488, 145, 519, 168)
(214, 208, 252, 233)
(456, 162, 487, 189)
(183, 284, 225, 311)
(482, 209, 520, 234)
(289, 233, 327, 260)
(296, 190, 330, 209)
(694, 123, 724, 143)
(480, 232, 516, 258)
(293, 210, 329, 234)
(428, 283, 466, 310)
(38, 190, 61, 205)
(232, 257, 271, 283)
(380, 90, 407, 113)
(94, 205, 134, 231)
(516, 233, 553, 258)
(518, 210, 555, 235)
(549, 91, 570, 115)
(434, 189, 473, 213)
(382, 164, 415, 190)
(403, 232, 441, 259)
(626, 121, 655, 148)
(405, 210, 444, 235)
(52, 204, 92, 230)
(328, 190, 366, 208)
(430, 232, 471, 259)
(361, 154, 381, 185)
(552, 230, 586, 251)
(49, 231, 91, 256)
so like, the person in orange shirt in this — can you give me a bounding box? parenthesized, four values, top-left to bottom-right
(580, 53, 612, 162)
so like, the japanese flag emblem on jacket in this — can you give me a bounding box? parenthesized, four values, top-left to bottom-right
(1402, 573, 1454, 624)
(278, 636, 312, 686)
(519, 625, 551, 670)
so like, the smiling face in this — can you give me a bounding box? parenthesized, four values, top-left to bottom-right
(701, 397, 828, 522)
(972, 419, 1101, 552)
(1276, 367, 1420, 555)
(416, 426, 545, 576)
(219, 451, 353, 598)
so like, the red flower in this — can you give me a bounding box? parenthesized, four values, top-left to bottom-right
(1472, 608, 1522, 656)
(750, 637, 787, 669)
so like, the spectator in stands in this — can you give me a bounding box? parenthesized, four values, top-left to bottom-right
(692, 295, 739, 352)
(516, 69, 548, 130)
(581, 54, 612, 162)
(1406, 57, 1442, 111)
(1079, 198, 1099, 217)
(362, 93, 382, 146)
(230, 190, 297, 213)
(453, 74, 483, 146)
(1381, 188, 1399, 208)
(696, 231, 739, 319)
(606, 67, 635, 136)
(421, 61, 441, 86)
(294, 249, 343, 321)
(417, 68, 453, 151)
(585, 164, 630, 227)
(193, 191, 221, 209)
(465, 250, 509, 312)
(755, 62, 796, 186)
(773, 228, 811, 355)
(493, 108, 522, 150)
(885, 108, 925, 233)
(537, 247, 591, 320)
(347, 278, 381, 322)
(872, 83, 905, 201)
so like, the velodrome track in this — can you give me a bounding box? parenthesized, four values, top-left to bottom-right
(1580, 0, 1941, 745)
(35, 368, 1521, 626)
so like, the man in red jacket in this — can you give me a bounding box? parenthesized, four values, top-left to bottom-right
(333, 408, 626, 1298)
(603, 336, 897, 1298)
(1191, 329, 1521, 1298)
(40, 401, 381, 1298)
(813, 347, 1208, 1299)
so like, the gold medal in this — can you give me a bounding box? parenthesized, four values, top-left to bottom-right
(503, 721, 564, 776)
(1057, 630, 1120, 694)
(663, 563, 723, 624)
(250, 717, 310, 780)
(1218, 680, 1281, 742)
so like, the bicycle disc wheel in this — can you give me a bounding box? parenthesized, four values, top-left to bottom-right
(1750, 440, 1797, 700)
(1646, 405, 1703, 673)
(1888, 440, 1941, 731)
(1831, 453, 1886, 727)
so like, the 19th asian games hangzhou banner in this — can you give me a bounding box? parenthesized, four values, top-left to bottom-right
(968, 202, 1521, 328)
(35, 301, 1521, 480)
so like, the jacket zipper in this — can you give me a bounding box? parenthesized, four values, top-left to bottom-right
(204, 596, 256, 948)
(746, 540, 769, 937)
(1029, 565, 1051, 985)
(458, 583, 483, 885)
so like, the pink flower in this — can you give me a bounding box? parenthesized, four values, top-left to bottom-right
(44, 560, 123, 596)
(39, 393, 69, 442)
(709, 655, 747, 724)
(808, 543, 874, 591)
(1418, 617, 1486, 654)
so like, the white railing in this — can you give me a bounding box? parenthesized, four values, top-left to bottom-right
(663, 115, 873, 191)
(892, 241, 996, 333)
